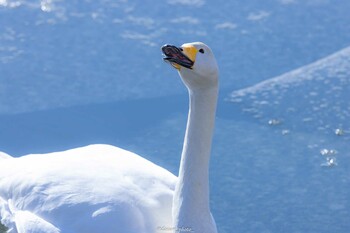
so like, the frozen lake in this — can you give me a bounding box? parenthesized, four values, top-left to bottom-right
(1, 0, 350, 232)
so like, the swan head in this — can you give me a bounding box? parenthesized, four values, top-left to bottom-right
(162, 42, 219, 91)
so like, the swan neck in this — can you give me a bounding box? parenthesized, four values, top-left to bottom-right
(173, 86, 218, 232)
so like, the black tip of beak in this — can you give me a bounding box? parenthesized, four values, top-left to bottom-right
(161, 44, 194, 69)
(161, 44, 180, 57)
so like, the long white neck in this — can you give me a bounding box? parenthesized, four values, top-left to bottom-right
(173, 85, 218, 233)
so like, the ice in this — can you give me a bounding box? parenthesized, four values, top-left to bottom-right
(1, 1, 350, 232)
(228, 46, 350, 139)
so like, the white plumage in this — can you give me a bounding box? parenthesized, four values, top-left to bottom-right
(0, 42, 219, 233)
(1, 145, 175, 233)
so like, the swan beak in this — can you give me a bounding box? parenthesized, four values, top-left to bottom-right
(161, 44, 196, 70)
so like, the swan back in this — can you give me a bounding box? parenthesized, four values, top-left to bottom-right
(0, 145, 177, 233)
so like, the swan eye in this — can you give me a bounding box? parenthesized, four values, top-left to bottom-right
(199, 48, 205, 54)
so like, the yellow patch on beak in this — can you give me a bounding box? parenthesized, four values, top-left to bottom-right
(172, 63, 181, 70)
(181, 44, 198, 66)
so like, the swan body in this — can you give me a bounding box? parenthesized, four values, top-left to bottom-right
(0, 145, 175, 233)
(0, 42, 219, 233)
(0, 152, 12, 160)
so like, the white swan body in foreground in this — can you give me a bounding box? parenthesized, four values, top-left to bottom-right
(0, 42, 219, 233)
(0, 152, 11, 160)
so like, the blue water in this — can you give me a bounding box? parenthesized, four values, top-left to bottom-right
(1, 0, 350, 232)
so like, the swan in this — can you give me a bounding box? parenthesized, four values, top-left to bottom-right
(0, 41, 219, 233)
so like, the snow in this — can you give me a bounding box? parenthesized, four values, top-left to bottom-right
(214, 22, 237, 30)
(247, 11, 271, 21)
(167, 0, 205, 7)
